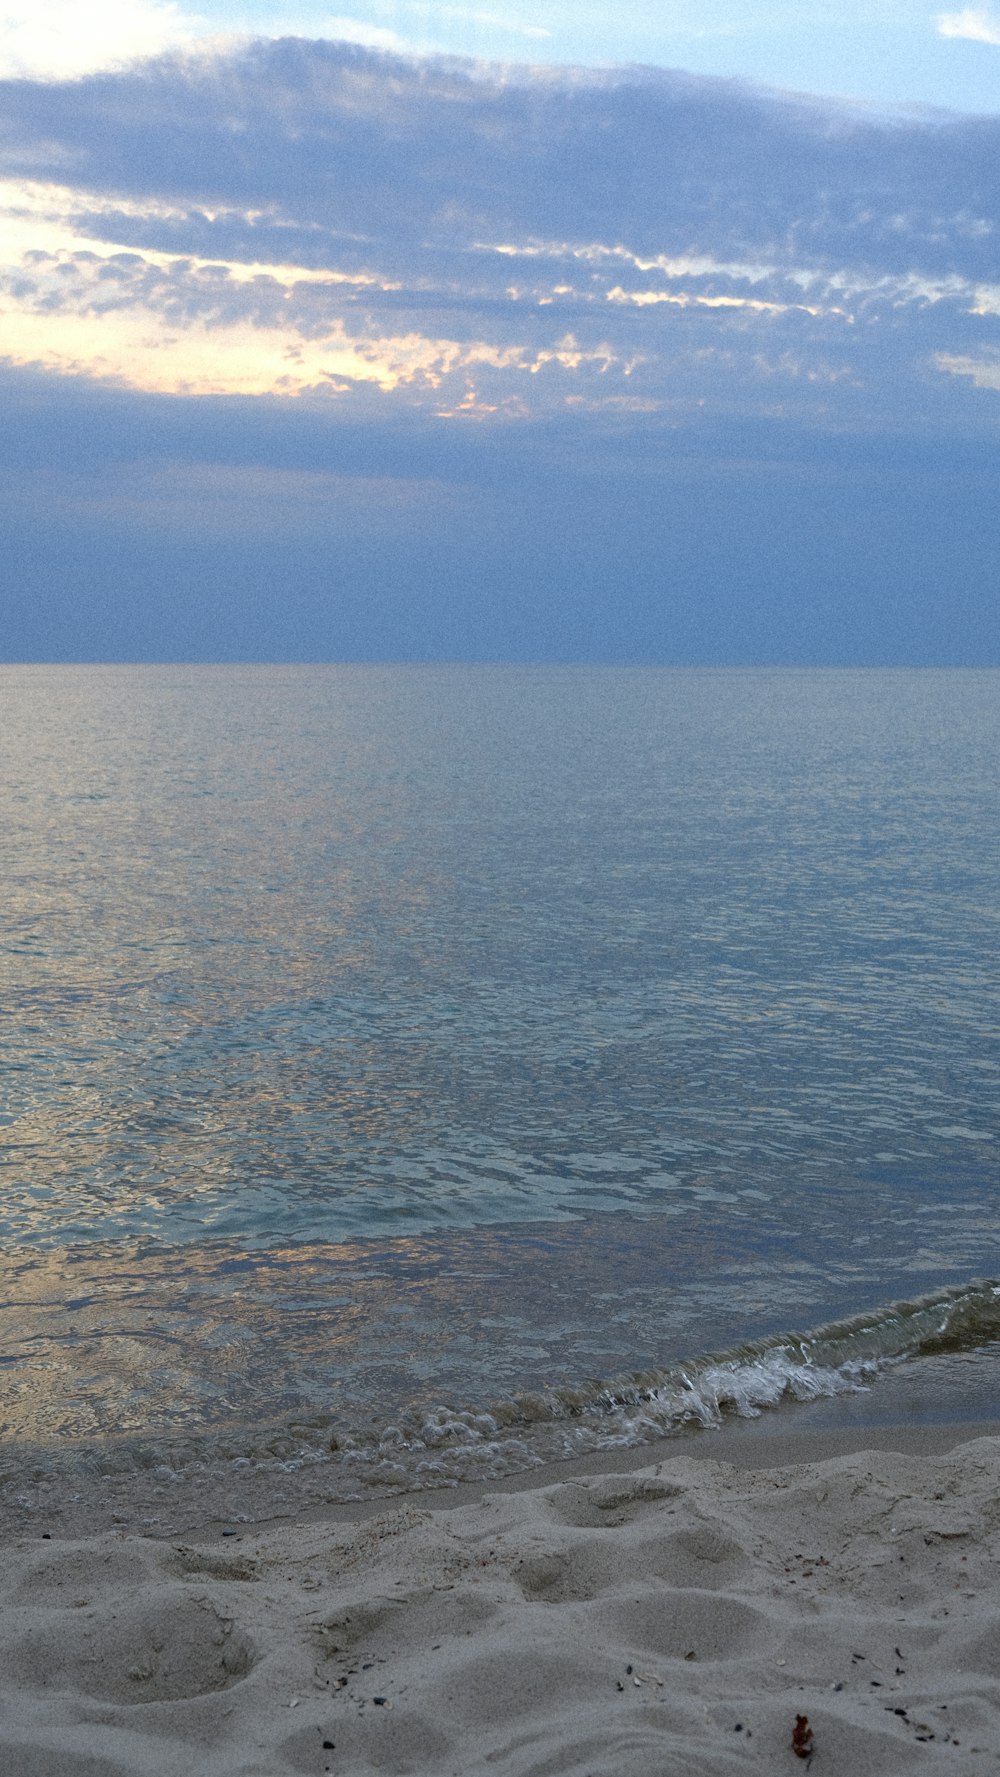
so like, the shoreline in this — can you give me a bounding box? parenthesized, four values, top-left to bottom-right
(204, 1413, 1000, 1534)
(6, 1285, 1000, 1548)
(6, 1408, 1000, 1545)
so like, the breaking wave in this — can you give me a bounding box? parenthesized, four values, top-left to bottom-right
(4, 1280, 998, 1513)
(321, 1278, 1000, 1496)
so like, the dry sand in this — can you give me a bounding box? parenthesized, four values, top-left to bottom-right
(2, 1422, 1000, 1776)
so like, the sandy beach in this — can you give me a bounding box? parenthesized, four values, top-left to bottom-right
(3, 1420, 1000, 1776)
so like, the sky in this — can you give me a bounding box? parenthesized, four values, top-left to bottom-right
(1, 2, 998, 662)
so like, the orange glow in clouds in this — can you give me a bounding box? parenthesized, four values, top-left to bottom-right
(0, 179, 627, 402)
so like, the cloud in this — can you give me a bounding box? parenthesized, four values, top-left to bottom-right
(0, 0, 539, 88)
(1, 42, 999, 447)
(305, 17, 409, 52)
(936, 8, 1000, 44)
(3, 457, 471, 539)
(934, 349, 1000, 386)
(0, 0, 197, 82)
(0, 178, 637, 398)
(402, 5, 552, 40)
(0, 143, 993, 662)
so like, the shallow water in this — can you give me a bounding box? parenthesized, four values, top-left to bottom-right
(1, 665, 998, 1493)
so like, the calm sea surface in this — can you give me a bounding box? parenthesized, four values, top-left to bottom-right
(1, 666, 998, 1494)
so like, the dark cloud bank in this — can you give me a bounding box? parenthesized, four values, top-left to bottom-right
(1, 40, 998, 662)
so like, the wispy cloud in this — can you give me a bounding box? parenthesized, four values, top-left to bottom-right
(0, 0, 196, 82)
(0, 42, 999, 432)
(1, 36, 997, 665)
(934, 349, 1000, 386)
(399, 4, 552, 40)
(0, 0, 550, 85)
(936, 8, 1000, 45)
(0, 177, 632, 399)
(306, 17, 408, 51)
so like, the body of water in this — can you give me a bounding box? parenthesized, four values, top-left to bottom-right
(1, 665, 997, 1499)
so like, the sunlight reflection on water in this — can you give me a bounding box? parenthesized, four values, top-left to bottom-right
(0, 666, 997, 1461)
